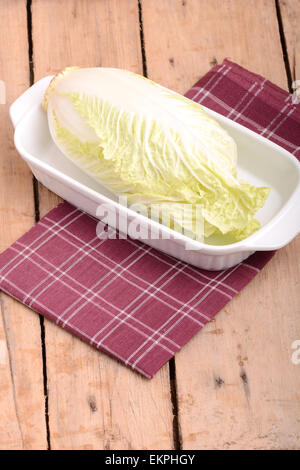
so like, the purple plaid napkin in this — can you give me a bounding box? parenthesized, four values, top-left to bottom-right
(0, 60, 299, 378)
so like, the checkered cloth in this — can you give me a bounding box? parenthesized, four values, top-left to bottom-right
(185, 59, 300, 157)
(0, 60, 299, 378)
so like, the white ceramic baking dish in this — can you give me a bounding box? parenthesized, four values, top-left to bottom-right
(10, 76, 300, 270)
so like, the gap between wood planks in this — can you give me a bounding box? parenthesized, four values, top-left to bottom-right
(26, 0, 51, 451)
(275, 0, 293, 91)
(24, 0, 293, 451)
(137, 0, 182, 449)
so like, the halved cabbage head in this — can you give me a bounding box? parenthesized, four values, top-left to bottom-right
(44, 67, 269, 243)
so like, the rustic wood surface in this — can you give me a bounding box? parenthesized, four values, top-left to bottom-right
(0, 0, 47, 449)
(0, 0, 299, 450)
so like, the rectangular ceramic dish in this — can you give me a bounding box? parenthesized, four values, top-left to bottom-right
(10, 76, 300, 270)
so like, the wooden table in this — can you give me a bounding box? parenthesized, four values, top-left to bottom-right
(0, 0, 299, 450)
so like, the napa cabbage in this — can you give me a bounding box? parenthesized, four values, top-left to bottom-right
(44, 67, 269, 243)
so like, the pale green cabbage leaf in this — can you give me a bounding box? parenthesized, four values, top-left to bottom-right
(44, 67, 270, 243)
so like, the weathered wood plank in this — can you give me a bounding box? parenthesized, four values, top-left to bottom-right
(142, 0, 287, 92)
(31, 0, 173, 450)
(142, 0, 300, 449)
(280, 0, 300, 83)
(0, 0, 47, 450)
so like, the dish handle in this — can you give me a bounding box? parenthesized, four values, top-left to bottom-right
(10, 76, 53, 128)
(244, 199, 300, 251)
